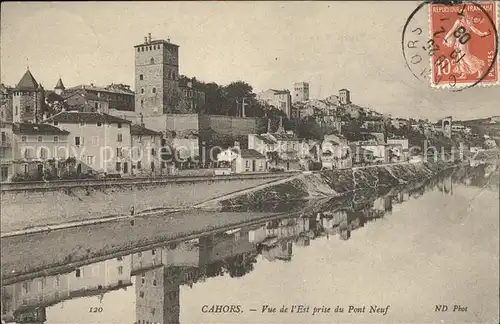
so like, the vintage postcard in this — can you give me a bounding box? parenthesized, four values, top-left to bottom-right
(1, 1, 499, 324)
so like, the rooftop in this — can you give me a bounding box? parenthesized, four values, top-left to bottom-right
(66, 84, 134, 96)
(130, 124, 162, 136)
(44, 111, 132, 124)
(13, 123, 69, 135)
(15, 69, 39, 90)
(240, 149, 266, 159)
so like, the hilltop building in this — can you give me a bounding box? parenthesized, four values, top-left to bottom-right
(256, 89, 292, 118)
(293, 82, 309, 103)
(135, 33, 180, 115)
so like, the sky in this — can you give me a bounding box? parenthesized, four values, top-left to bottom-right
(1, 1, 499, 121)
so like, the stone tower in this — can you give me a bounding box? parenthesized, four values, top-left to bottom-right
(12, 69, 44, 123)
(134, 33, 180, 116)
(442, 116, 452, 138)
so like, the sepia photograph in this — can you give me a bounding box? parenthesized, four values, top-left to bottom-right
(1, 1, 499, 323)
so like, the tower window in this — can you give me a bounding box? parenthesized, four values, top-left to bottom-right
(152, 88, 156, 94)
(149, 46, 152, 50)
(137, 48, 140, 52)
(140, 99, 144, 106)
(141, 88, 144, 94)
(139, 74, 143, 80)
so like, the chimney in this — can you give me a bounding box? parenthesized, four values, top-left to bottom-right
(144, 37, 148, 44)
(148, 33, 152, 44)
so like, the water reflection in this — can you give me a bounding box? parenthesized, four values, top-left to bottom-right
(1, 164, 497, 324)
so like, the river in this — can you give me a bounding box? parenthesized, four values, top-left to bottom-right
(1, 164, 498, 324)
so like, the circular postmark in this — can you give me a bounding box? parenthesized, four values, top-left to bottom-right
(402, 0, 499, 91)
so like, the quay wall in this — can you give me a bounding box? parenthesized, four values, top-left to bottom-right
(0, 173, 293, 233)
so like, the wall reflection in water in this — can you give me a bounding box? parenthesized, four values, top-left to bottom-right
(1, 164, 497, 324)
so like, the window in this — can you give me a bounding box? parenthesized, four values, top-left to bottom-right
(0, 167, 8, 181)
(55, 275, 60, 287)
(151, 148, 155, 156)
(15, 106, 18, 115)
(245, 160, 250, 168)
(117, 134, 123, 142)
(151, 249, 155, 255)
(23, 148, 30, 159)
(139, 291, 144, 298)
(1, 131, 6, 144)
(137, 161, 142, 169)
(116, 147, 122, 158)
(40, 148, 47, 159)
(75, 269, 81, 277)
(152, 280, 157, 286)
(86, 156, 94, 165)
(151, 308, 156, 315)
(37, 135, 43, 142)
(54, 121, 58, 126)
(97, 122, 102, 127)
(137, 48, 140, 52)
(116, 162, 121, 172)
(118, 266, 123, 275)
(152, 87, 156, 94)
(150, 58, 155, 64)
(54, 136, 59, 142)
(21, 135, 27, 142)
(23, 164, 28, 174)
(140, 99, 144, 107)
(141, 274, 145, 283)
(75, 136, 81, 146)
(141, 88, 144, 94)
(0, 148, 5, 158)
(117, 256, 123, 261)
(118, 123, 122, 129)
(139, 74, 143, 80)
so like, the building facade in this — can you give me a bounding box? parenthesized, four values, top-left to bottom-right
(135, 33, 180, 115)
(0, 122, 13, 181)
(256, 89, 292, 118)
(11, 123, 70, 180)
(338, 88, 351, 105)
(293, 82, 309, 103)
(63, 83, 134, 112)
(178, 78, 206, 113)
(130, 124, 163, 176)
(43, 111, 132, 175)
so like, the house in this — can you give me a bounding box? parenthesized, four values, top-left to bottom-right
(362, 117, 385, 132)
(62, 88, 109, 113)
(217, 144, 266, 173)
(387, 137, 409, 161)
(130, 124, 163, 176)
(257, 89, 292, 118)
(11, 122, 70, 180)
(178, 78, 206, 113)
(350, 145, 375, 165)
(321, 134, 352, 170)
(63, 83, 135, 112)
(248, 118, 301, 171)
(43, 111, 132, 175)
(1, 122, 13, 182)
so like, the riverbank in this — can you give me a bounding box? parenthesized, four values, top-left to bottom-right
(0, 173, 292, 234)
(198, 160, 459, 210)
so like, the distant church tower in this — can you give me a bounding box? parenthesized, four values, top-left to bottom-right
(54, 77, 65, 95)
(134, 33, 180, 116)
(12, 68, 44, 123)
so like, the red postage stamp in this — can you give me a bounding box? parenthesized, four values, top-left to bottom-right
(429, 1, 498, 88)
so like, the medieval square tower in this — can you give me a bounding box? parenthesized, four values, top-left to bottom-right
(134, 33, 180, 116)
